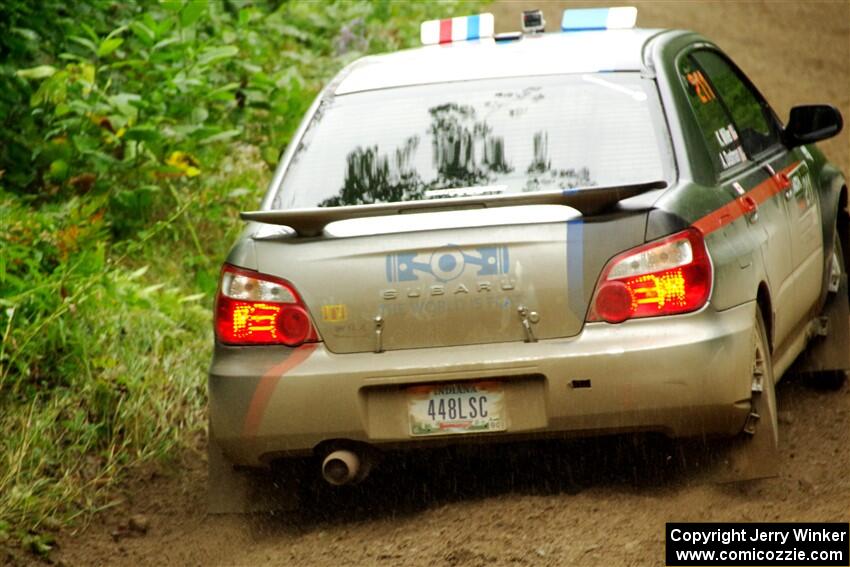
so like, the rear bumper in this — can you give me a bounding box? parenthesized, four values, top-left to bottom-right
(209, 301, 757, 467)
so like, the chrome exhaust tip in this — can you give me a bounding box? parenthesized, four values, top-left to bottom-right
(321, 450, 361, 486)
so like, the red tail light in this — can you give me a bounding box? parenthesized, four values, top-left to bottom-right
(587, 228, 712, 324)
(215, 265, 318, 346)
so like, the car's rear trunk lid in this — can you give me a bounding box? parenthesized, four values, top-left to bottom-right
(251, 205, 650, 354)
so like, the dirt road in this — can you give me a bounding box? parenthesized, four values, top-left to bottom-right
(53, 374, 850, 567)
(51, 2, 850, 566)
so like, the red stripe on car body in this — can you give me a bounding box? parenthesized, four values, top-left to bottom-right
(242, 344, 317, 437)
(692, 161, 799, 235)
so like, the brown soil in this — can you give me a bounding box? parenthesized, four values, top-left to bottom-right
(48, 374, 850, 567)
(32, 2, 850, 566)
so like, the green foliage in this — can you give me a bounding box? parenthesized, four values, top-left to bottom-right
(0, 0, 485, 554)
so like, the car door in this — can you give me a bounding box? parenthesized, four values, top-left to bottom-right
(678, 49, 792, 350)
(780, 149, 824, 323)
(690, 49, 823, 350)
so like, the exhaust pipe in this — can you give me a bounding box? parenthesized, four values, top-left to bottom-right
(321, 450, 362, 486)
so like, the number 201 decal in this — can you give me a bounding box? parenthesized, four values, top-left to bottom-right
(686, 69, 716, 104)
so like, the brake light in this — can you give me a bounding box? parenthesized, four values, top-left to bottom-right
(215, 265, 318, 346)
(587, 228, 712, 324)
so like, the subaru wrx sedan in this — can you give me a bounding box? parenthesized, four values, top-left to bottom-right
(208, 10, 848, 510)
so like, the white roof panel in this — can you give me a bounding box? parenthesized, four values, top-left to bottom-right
(335, 29, 662, 95)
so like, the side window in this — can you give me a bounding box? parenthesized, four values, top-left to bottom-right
(691, 50, 780, 158)
(679, 55, 747, 174)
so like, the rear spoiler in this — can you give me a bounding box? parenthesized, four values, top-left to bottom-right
(240, 180, 666, 237)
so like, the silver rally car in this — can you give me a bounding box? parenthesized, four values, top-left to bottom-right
(208, 8, 849, 510)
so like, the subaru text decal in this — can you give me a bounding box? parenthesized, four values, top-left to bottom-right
(385, 245, 510, 283)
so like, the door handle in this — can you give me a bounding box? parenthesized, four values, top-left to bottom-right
(776, 172, 793, 200)
(763, 163, 793, 197)
(738, 195, 759, 223)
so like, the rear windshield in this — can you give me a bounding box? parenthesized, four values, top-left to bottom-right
(271, 73, 670, 209)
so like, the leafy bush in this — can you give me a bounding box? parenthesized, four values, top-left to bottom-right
(0, 0, 483, 554)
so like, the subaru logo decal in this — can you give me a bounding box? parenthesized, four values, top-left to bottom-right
(385, 245, 510, 283)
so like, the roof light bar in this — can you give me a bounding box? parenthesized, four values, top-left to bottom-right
(420, 13, 495, 45)
(561, 6, 637, 32)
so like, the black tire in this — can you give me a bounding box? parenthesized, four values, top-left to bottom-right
(810, 370, 848, 390)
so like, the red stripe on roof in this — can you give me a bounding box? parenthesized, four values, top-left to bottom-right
(439, 19, 452, 44)
(692, 161, 799, 235)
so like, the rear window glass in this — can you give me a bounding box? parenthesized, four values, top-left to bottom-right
(272, 74, 670, 209)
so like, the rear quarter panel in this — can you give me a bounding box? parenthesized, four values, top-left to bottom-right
(647, 31, 765, 312)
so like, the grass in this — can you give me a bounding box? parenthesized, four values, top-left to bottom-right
(0, 0, 485, 557)
(0, 228, 214, 550)
(0, 152, 272, 551)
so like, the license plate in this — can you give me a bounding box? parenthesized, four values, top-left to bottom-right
(408, 381, 505, 436)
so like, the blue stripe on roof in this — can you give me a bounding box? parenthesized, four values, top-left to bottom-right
(561, 8, 609, 32)
(467, 14, 480, 39)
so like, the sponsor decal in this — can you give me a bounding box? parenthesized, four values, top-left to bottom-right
(714, 123, 747, 169)
(791, 162, 814, 210)
(714, 123, 739, 147)
(385, 245, 510, 283)
(321, 303, 348, 323)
